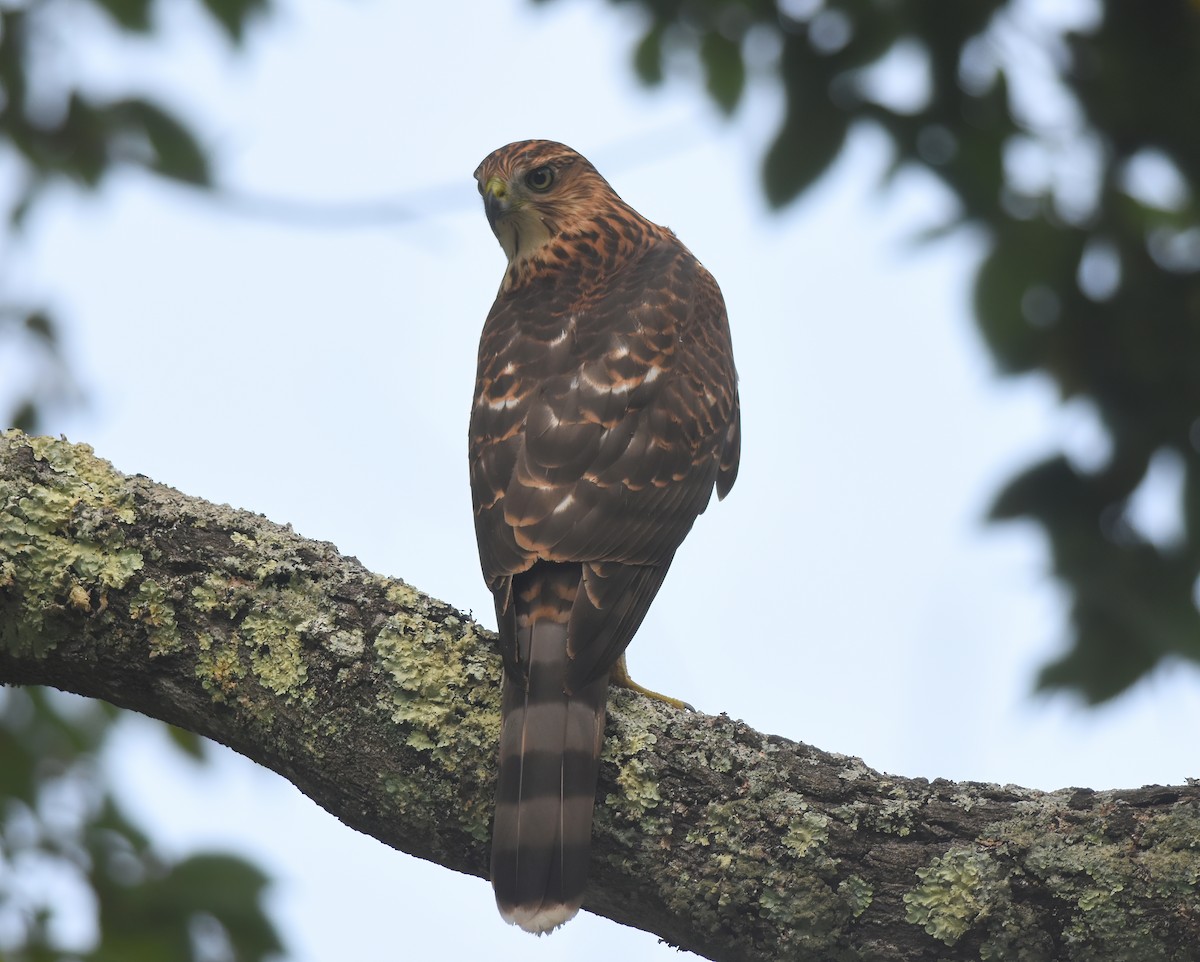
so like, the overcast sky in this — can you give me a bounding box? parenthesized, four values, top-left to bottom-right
(18, 0, 1200, 959)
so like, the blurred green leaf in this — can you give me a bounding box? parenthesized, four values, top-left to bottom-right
(763, 101, 847, 208)
(170, 854, 274, 903)
(1, 691, 285, 962)
(1185, 458, 1200, 568)
(1, 0, 263, 428)
(633, 21, 666, 86)
(108, 99, 211, 185)
(92, 796, 154, 852)
(91, 853, 282, 962)
(164, 723, 209, 761)
(198, 0, 271, 44)
(700, 30, 745, 114)
(23, 311, 56, 343)
(762, 33, 851, 207)
(989, 455, 1082, 526)
(93, 0, 154, 32)
(1040, 543, 1200, 702)
(10, 400, 38, 433)
(1036, 609, 1160, 703)
(974, 247, 1033, 373)
(61, 94, 110, 186)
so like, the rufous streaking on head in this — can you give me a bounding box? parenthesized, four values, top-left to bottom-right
(469, 140, 740, 933)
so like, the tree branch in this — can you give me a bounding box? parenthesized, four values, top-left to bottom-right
(1, 430, 1197, 961)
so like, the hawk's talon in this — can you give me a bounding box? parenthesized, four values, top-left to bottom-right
(610, 653, 694, 711)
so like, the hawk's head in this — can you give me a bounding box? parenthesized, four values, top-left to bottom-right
(474, 140, 621, 264)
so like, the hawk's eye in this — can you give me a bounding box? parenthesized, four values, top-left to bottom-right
(525, 166, 554, 192)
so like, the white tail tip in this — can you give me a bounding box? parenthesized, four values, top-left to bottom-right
(499, 901, 579, 934)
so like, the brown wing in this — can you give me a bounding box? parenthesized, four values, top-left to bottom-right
(469, 234, 740, 686)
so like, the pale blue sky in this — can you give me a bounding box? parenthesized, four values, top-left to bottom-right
(18, 1, 1199, 959)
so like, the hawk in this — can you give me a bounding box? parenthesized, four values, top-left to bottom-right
(469, 140, 740, 933)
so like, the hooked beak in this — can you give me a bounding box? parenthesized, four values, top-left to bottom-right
(481, 176, 511, 230)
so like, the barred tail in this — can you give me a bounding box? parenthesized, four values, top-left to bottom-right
(491, 611, 609, 933)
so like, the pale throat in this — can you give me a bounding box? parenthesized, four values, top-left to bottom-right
(494, 209, 556, 265)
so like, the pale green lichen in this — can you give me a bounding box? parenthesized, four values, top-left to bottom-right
(373, 582, 501, 845)
(980, 795, 1200, 960)
(739, 797, 845, 942)
(837, 757, 872, 782)
(888, 793, 1200, 961)
(904, 846, 996, 945)
(685, 799, 744, 848)
(783, 809, 830, 858)
(610, 757, 662, 821)
(192, 514, 336, 706)
(195, 630, 245, 701)
(952, 791, 978, 813)
(128, 578, 182, 655)
(658, 741, 858, 955)
(757, 873, 843, 932)
(374, 581, 500, 766)
(838, 874, 873, 918)
(867, 784, 922, 837)
(241, 604, 310, 702)
(325, 628, 365, 661)
(830, 802, 862, 832)
(604, 707, 663, 821)
(0, 432, 143, 656)
(1077, 884, 1124, 912)
(189, 545, 331, 708)
(190, 571, 254, 616)
(682, 799, 772, 870)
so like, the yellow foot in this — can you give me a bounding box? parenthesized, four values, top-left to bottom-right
(610, 653, 694, 711)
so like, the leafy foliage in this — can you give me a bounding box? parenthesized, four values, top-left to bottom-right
(578, 0, 1200, 702)
(0, 0, 265, 432)
(0, 689, 283, 961)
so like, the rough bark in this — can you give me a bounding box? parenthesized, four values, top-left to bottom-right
(1, 430, 1198, 962)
